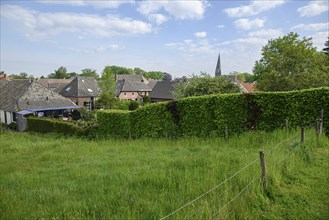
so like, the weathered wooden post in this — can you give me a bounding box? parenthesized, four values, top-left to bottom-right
(319, 109, 324, 136)
(285, 119, 289, 130)
(301, 127, 305, 143)
(259, 151, 267, 191)
(225, 126, 228, 140)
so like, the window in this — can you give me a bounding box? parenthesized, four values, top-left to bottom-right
(132, 92, 135, 95)
(87, 88, 93, 92)
(65, 86, 71, 92)
(124, 92, 127, 96)
(84, 102, 91, 110)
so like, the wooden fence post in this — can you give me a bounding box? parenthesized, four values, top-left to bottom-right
(225, 126, 228, 140)
(319, 109, 323, 136)
(259, 151, 267, 191)
(301, 127, 304, 143)
(285, 119, 289, 130)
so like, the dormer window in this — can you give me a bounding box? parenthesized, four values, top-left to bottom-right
(65, 86, 71, 92)
(81, 79, 85, 83)
(87, 88, 93, 92)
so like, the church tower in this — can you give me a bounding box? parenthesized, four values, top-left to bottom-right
(215, 51, 222, 76)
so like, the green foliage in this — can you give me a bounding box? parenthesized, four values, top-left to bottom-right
(97, 110, 131, 138)
(96, 66, 117, 109)
(253, 32, 329, 91)
(27, 117, 82, 136)
(143, 71, 164, 80)
(128, 101, 140, 110)
(230, 71, 255, 83)
(173, 73, 240, 99)
(142, 95, 151, 103)
(96, 87, 329, 139)
(114, 100, 131, 110)
(8, 122, 17, 130)
(130, 103, 179, 138)
(8, 72, 29, 79)
(78, 108, 95, 122)
(323, 37, 329, 56)
(48, 66, 69, 79)
(80, 68, 99, 79)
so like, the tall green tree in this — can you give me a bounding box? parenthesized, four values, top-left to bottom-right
(95, 66, 117, 109)
(229, 71, 255, 83)
(323, 37, 329, 56)
(253, 32, 329, 91)
(48, 66, 69, 79)
(173, 73, 240, 99)
(80, 68, 99, 78)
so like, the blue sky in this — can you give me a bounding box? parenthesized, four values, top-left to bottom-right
(1, 0, 328, 78)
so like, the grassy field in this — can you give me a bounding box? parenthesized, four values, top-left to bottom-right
(0, 129, 328, 219)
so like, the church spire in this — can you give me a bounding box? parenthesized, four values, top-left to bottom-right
(215, 51, 222, 77)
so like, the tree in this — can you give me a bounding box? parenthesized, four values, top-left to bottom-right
(323, 37, 329, 56)
(134, 67, 146, 75)
(162, 72, 172, 81)
(80, 68, 99, 78)
(95, 66, 117, 109)
(143, 71, 164, 80)
(8, 72, 29, 79)
(253, 32, 329, 91)
(68, 72, 77, 78)
(173, 73, 240, 99)
(229, 71, 255, 83)
(48, 66, 69, 79)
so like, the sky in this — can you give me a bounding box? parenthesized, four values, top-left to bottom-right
(0, 0, 328, 78)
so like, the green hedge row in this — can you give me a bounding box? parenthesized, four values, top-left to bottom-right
(97, 87, 328, 139)
(27, 117, 96, 137)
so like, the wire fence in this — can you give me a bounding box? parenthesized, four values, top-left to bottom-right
(160, 121, 323, 220)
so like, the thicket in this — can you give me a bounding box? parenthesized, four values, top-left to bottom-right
(97, 87, 328, 139)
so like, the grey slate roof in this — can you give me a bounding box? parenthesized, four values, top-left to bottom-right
(0, 78, 10, 88)
(149, 81, 175, 100)
(116, 74, 148, 83)
(59, 76, 101, 98)
(38, 78, 73, 93)
(115, 79, 152, 96)
(0, 80, 77, 112)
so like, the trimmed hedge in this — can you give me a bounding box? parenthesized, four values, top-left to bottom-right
(27, 117, 90, 136)
(96, 87, 329, 139)
(97, 110, 131, 138)
(27, 87, 329, 139)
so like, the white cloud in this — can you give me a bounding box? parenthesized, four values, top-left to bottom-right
(234, 18, 265, 30)
(224, 0, 285, 17)
(137, 0, 208, 20)
(148, 13, 168, 25)
(217, 24, 225, 29)
(297, 1, 329, 17)
(248, 29, 283, 39)
(310, 31, 329, 50)
(166, 38, 217, 54)
(1, 5, 152, 41)
(194, 32, 207, 38)
(291, 23, 329, 31)
(36, 0, 134, 9)
(68, 44, 123, 54)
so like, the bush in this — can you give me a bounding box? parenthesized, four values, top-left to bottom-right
(79, 108, 95, 122)
(97, 110, 131, 138)
(28, 117, 83, 136)
(129, 101, 140, 110)
(8, 122, 17, 130)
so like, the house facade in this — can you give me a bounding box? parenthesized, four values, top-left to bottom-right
(115, 75, 153, 101)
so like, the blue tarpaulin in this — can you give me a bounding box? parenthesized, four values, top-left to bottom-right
(17, 106, 80, 115)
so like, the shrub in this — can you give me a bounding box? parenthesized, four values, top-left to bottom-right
(97, 110, 131, 138)
(8, 122, 17, 130)
(129, 101, 140, 110)
(27, 117, 82, 136)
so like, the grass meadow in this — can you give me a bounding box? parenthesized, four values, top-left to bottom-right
(0, 129, 328, 219)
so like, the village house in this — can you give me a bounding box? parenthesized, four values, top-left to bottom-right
(149, 81, 175, 102)
(59, 76, 101, 110)
(115, 74, 155, 101)
(0, 78, 78, 131)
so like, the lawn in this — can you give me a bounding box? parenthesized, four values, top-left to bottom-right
(0, 129, 328, 219)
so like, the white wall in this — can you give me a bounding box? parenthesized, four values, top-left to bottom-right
(0, 110, 13, 124)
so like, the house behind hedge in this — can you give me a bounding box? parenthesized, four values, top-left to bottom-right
(0, 79, 78, 131)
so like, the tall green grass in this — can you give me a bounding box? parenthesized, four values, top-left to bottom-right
(0, 129, 328, 219)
